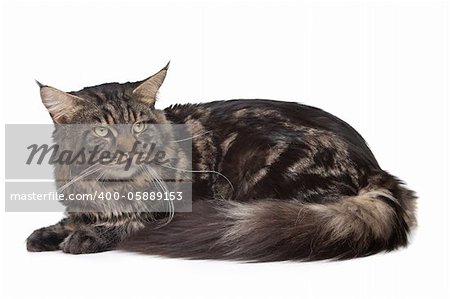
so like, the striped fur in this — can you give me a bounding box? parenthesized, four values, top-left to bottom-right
(27, 66, 417, 261)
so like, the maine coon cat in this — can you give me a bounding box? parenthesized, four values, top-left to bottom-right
(26, 63, 417, 261)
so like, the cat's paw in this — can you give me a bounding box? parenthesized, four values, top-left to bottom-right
(27, 227, 66, 252)
(61, 229, 110, 254)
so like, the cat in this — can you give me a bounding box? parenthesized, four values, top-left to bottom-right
(26, 63, 417, 261)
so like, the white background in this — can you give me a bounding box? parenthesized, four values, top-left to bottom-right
(1, 0, 449, 298)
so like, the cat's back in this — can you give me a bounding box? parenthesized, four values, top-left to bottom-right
(165, 99, 376, 163)
(166, 99, 381, 200)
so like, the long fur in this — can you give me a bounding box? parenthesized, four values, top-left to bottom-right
(119, 172, 416, 262)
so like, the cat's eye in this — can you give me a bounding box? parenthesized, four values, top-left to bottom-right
(93, 126, 110, 137)
(132, 122, 146, 133)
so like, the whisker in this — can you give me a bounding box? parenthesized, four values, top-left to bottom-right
(155, 163, 234, 191)
(171, 130, 213, 143)
(58, 163, 102, 193)
(143, 165, 174, 226)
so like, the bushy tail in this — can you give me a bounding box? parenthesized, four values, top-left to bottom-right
(119, 172, 417, 261)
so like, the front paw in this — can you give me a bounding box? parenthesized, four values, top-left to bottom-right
(61, 229, 111, 254)
(27, 227, 66, 252)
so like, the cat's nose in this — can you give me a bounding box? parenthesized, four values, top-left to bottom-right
(116, 138, 135, 154)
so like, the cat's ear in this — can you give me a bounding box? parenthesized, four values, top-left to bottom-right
(36, 81, 85, 123)
(132, 62, 169, 107)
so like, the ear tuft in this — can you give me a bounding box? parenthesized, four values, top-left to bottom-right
(35, 80, 46, 88)
(163, 61, 170, 71)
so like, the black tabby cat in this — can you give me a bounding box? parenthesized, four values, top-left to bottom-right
(27, 63, 417, 261)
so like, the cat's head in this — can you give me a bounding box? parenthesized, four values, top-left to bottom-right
(38, 63, 169, 125)
(37, 63, 178, 182)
